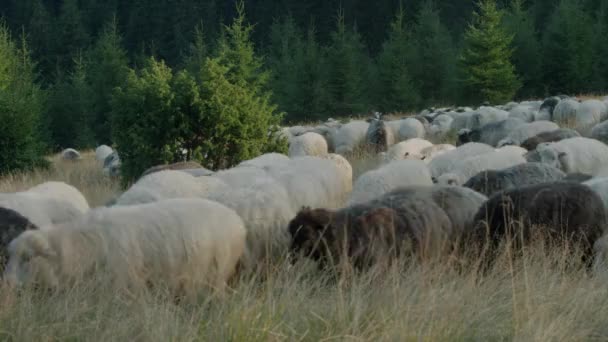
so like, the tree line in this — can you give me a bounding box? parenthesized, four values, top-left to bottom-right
(0, 0, 607, 179)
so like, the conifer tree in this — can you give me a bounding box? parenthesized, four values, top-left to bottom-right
(376, 5, 419, 112)
(460, 0, 521, 104)
(503, 0, 542, 98)
(0, 25, 47, 173)
(542, 0, 594, 94)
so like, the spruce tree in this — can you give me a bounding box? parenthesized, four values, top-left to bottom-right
(0, 25, 47, 174)
(86, 17, 130, 144)
(325, 9, 370, 115)
(503, 0, 542, 98)
(460, 0, 521, 104)
(542, 0, 594, 94)
(54, 0, 90, 71)
(376, 5, 419, 112)
(411, 0, 457, 106)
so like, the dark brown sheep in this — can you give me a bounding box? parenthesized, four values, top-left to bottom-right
(287, 186, 480, 269)
(520, 128, 581, 151)
(0, 207, 38, 269)
(469, 182, 606, 266)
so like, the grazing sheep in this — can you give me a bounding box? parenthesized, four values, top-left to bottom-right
(0, 207, 38, 268)
(331, 121, 369, 155)
(383, 139, 434, 162)
(509, 105, 537, 122)
(429, 114, 454, 136)
(535, 137, 608, 175)
(552, 98, 580, 126)
(466, 106, 510, 130)
(348, 160, 433, 205)
(61, 148, 81, 161)
(469, 182, 606, 265)
(457, 117, 525, 147)
(320, 153, 353, 197)
(429, 142, 495, 179)
(3, 198, 247, 298)
(398, 118, 426, 140)
(578, 99, 608, 127)
(419, 144, 456, 163)
(496, 121, 560, 147)
(583, 177, 608, 215)
(208, 178, 295, 264)
(289, 185, 485, 268)
(26, 181, 89, 213)
(591, 120, 608, 144)
(103, 151, 121, 177)
(115, 170, 227, 206)
(535, 96, 560, 121)
(178, 168, 215, 177)
(95, 145, 113, 163)
(435, 148, 526, 186)
(463, 163, 566, 196)
(239, 153, 290, 170)
(366, 116, 396, 152)
(447, 111, 474, 131)
(289, 132, 329, 157)
(563, 173, 593, 183)
(212, 166, 269, 189)
(141, 161, 203, 178)
(520, 128, 581, 151)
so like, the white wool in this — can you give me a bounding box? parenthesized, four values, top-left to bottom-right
(115, 170, 222, 206)
(384, 138, 434, 162)
(348, 159, 433, 205)
(332, 121, 369, 155)
(4, 198, 246, 297)
(0, 193, 83, 228)
(494, 145, 528, 156)
(288, 132, 329, 157)
(61, 148, 81, 161)
(419, 144, 456, 163)
(536, 137, 608, 175)
(95, 145, 113, 163)
(320, 153, 353, 197)
(579, 99, 608, 124)
(497, 121, 559, 147)
(584, 177, 608, 216)
(508, 105, 537, 122)
(466, 107, 509, 130)
(591, 120, 608, 144)
(398, 118, 426, 140)
(436, 148, 526, 186)
(239, 153, 290, 170)
(26, 182, 89, 213)
(553, 99, 580, 125)
(428, 142, 495, 178)
(429, 114, 454, 136)
(447, 111, 474, 131)
(208, 178, 295, 264)
(212, 166, 269, 190)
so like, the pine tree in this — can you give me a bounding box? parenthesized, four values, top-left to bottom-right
(181, 21, 209, 78)
(503, 0, 542, 98)
(325, 8, 371, 115)
(460, 0, 521, 104)
(411, 0, 457, 106)
(542, 0, 594, 94)
(86, 17, 130, 144)
(376, 5, 419, 112)
(0, 25, 47, 174)
(54, 0, 90, 72)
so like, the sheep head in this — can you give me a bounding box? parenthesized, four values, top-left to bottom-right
(4, 230, 58, 289)
(0, 207, 38, 268)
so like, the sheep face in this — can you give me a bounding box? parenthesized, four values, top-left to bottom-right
(4, 231, 59, 289)
(457, 129, 480, 146)
(0, 207, 38, 268)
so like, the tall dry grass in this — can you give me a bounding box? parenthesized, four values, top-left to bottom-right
(1, 152, 608, 341)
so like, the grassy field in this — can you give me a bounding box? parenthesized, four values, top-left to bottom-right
(1, 153, 608, 341)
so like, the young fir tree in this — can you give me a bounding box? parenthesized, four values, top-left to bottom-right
(375, 5, 419, 112)
(325, 8, 370, 115)
(502, 0, 542, 98)
(542, 0, 594, 94)
(86, 17, 130, 144)
(460, 0, 521, 104)
(181, 21, 208, 79)
(0, 25, 47, 174)
(411, 0, 457, 106)
(54, 0, 90, 72)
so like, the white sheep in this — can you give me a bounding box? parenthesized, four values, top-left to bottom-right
(428, 142, 495, 178)
(212, 166, 269, 190)
(208, 177, 295, 265)
(583, 177, 608, 216)
(0, 193, 83, 228)
(457, 117, 525, 147)
(429, 114, 454, 137)
(348, 159, 433, 205)
(320, 153, 353, 197)
(115, 170, 228, 206)
(447, 111, 475, 131)
(3, 198, 246, 298)
(398, 118, 426, 140)
(591, 120, 608, 144)
(509, 105, 537, 122)
(61, 148, 81, 161)
(496, 121, 560, 147)
(26, 181, 89, 213)
(435, 148, 526, 186)
(95, 145, 113, 163)
(552, 98, 580, 126)
(535, 137, 608, 175)
(238, 153, 290, 170)
(466, 106, 509, 130)
(383, 139, 434, 162)
(332, 120, 370, 155)
(288, 132, 328, 157)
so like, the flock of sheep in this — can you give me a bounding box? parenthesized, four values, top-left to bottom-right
(4, 94, 608, 299)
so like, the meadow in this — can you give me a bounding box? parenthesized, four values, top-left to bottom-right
(1, 152, 608, 341)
